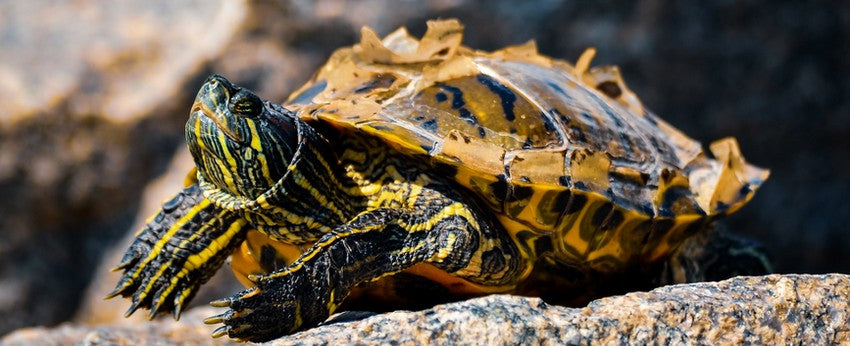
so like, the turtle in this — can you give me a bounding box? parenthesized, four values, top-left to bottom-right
(108, 19, 769, 342)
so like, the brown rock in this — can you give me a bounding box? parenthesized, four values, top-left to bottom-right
(4, 274, 847, 344)
(272, 274, 849, 345)
(0, 1, 247, 124)
(1, 306, 237, 346)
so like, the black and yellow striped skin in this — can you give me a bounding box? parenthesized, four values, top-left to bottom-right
(187, 75, 298, 200)
(195, 114, 528, 340)
(107, 183, 248, 319)
(113, 75, 529, 341)
(110, 20, 770, 342)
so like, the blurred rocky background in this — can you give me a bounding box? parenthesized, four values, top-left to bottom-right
(0, 0, 847, 339)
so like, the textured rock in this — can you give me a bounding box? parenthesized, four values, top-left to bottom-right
(0, 1, 247, 123)
(274, 274, 849, 345)
(1, 306, 237, 346)
(4, 274, 847, 344)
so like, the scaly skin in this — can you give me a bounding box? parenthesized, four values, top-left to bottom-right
(107, 184, 248, 319)
(205, 179, 526, 341)
(112, 76, 528, 342)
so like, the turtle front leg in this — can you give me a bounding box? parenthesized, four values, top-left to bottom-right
(205, 185, 528, 342)
(107, 184, 249, 319)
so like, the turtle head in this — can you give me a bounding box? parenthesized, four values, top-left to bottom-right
(186, 75, 298, 199)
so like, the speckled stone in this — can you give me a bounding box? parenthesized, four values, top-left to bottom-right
(1, 306, 237, 346)
(6, 274, 845, 344)
(272, 274, 849, 345)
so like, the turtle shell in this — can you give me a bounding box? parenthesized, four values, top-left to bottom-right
(285, 19, 768, 269)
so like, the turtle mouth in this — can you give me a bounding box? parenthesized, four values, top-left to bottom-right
(190, 100, 245, 145)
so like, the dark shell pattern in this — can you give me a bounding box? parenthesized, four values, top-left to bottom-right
(285, 19, 768, 269)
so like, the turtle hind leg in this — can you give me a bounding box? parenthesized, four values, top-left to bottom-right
(518, 224, 771, 307)
(107, 184, 249, 319)
(205, 182, 529, 342)
(656, 223, 772, 285)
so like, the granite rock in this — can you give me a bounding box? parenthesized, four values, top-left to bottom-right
(4, 274, 847, 344)
(1, 306, 237, 346)
(273, 274, 849, 345)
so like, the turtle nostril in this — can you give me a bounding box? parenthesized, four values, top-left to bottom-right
(205, 74, 236, 93)
(206, 75, 220, 86)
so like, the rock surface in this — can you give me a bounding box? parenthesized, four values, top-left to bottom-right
(276, 274, 850, 345)
(0, 0, 848, 337)
(1, 306, 236, 346)
(3, 274, 847, 344)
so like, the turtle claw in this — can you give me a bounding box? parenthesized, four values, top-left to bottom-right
(149, 295, 168, 320)
(110, 263, 130, 273)
(104, 283, 128, 300)
(204, 316, 224, 325)
(210, 297, 232, 308)
(202, 279, 321, 342)
(204, 311, 231, 325)
(211, 326, 231, 339)
(124, 300, 143, 318)
(172, 286, 193, 320)
(172, 300, 183, 320)
(105, 271, 139, 300)
(111, 254, 139, 272)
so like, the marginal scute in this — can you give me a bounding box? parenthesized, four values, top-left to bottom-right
(466, 174, 505, 210)
(707, 137, 770, 214)
(440, 128, 504, 177)
(654, 168, 703, 217)
(535, 188, 571, 227)
(610, 165, 649, 186)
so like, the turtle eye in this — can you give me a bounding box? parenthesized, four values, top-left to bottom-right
(229, 90, 263, 118)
